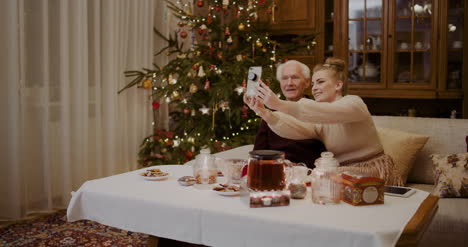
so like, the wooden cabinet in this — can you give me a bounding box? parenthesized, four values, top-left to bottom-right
(338, 0, 466, 102)
(265, 0, 317, 34)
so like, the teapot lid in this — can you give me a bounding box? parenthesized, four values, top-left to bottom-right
(249, 150, 284, 160)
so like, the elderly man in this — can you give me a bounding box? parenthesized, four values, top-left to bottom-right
(253, 60, 326, 168)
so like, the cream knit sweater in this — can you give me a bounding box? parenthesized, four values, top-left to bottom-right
(263, 95, 384, 164)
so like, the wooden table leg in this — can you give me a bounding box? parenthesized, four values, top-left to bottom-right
(147, 235, 159, 247)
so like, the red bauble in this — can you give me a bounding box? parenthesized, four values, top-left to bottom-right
(180, 31, 188, 39)
(196, 0, 204, 7)
(215, 6, 222, 12)
(258, 0, 266, 4)
(198, 28, 204, 35)
(152, 101, 160, 110)
(183, 108, 190, 114)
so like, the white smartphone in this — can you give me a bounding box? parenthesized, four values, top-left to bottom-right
(384, 186, 416, 198)
(245, 66, 262, 97)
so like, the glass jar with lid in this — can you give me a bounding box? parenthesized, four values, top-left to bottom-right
(193, 148, 217, 186)
(311, 152, 341, 204)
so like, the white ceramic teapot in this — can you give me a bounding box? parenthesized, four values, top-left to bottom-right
(357, 62, 379, 78)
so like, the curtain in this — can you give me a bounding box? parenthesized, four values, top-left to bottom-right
(0, 0, 163, 220)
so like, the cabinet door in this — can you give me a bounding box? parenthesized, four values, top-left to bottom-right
(438, 0, 465, 98)
(270, 0, 316, 34)
(388, 0, 437, 90)
(346, 0, 386, 88)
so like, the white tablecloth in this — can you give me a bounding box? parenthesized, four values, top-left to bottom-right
(67, 165, 429, 247)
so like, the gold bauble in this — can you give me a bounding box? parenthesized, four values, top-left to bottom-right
(189, 83, 198, 93)
(142, 79, 152, 89)
(262, 47, 267, 53)
(256, 40, 263, 47)
(238, 23, 245, 31)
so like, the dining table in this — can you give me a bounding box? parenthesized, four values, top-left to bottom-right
(67, 165, 438, 247)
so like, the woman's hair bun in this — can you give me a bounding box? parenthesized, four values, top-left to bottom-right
(324, 57, 345, 71)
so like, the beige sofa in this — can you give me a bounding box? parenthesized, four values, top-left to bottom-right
(208, 116, 468, 247)
(372, 116, 468, 247)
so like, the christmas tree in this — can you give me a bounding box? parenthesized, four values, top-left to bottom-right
(120, 0, 315, 166)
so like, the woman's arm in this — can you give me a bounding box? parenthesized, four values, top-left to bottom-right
(262, 111, 320, 140)
(255, 81, 370, 124)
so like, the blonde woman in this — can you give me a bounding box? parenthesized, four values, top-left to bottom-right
(244, 57, 399, 185)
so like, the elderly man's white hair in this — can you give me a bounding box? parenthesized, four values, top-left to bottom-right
(276, 60, 311, 81)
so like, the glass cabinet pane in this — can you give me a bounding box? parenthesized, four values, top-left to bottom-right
(349, 0, 365, 19)
(348, 0, 383, 84)
(446, 0, 464, 89)
(324, 0, 335, 56)
(393, 0, 433, 84)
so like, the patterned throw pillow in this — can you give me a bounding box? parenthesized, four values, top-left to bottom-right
(431, 153, 468, 198)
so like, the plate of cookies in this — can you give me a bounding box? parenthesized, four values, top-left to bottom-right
(212, 184, 241, 196)
(140, 168, 169, 181)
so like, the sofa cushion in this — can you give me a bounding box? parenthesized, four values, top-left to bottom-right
(372, 116, 468, 184)
(431, 153, 468, 198)
(377, 127, 429, 185)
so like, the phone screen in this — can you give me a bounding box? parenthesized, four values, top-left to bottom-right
(384, 186, 411, 195)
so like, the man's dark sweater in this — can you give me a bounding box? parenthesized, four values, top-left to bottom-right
(253, 120, 326, 169)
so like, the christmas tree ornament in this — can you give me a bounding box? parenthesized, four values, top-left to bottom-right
(219, 101, 230, 111)
(200, 24, 207, 30)
(238, 23, 245, 31)
(191, 109, 196, 116)
(192, 63, 199, 71)
(172, 90, 180, 99)
(183, 108, 190, 114)
(224, 27, 231, 35)
(215, 5, 222, 12)
(206, 15, 213, 24)
(256, 39, 263, 47)
(187, 71, 193, 78)
(204, 79, 211, 90)
(236, 54, 243, 61)
(223, 0, 229, 8)
(169, 74, 177, 84)
(189, 83, 198, 93)
(165, 97, 171, 103)
(199, 105, 210, 115)
(209, 64, 216, 70)
(235, 85, 245, 95)
(198, 66, 206, 77)
(196, 0, 204, 7)
(262, 47, 267, 52)
(142, 79, 152, 89)
(180, 31, 188, 38)
(152, 101, 161, 110)
(227, 36, 233, 45)
(197, 28, 204, 35)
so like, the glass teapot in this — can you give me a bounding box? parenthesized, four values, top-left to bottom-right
(247, 150, 292, 191)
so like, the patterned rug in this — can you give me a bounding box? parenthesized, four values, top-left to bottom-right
(0, 210, 149, 247)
